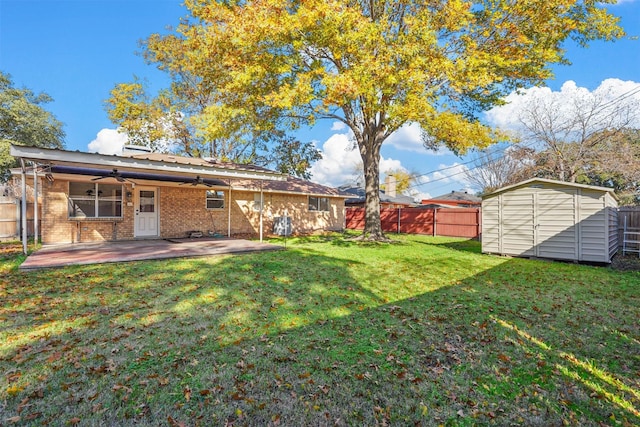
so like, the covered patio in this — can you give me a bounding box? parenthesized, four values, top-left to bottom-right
(19, 237, 283, 271)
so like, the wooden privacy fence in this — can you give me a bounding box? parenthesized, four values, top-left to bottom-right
(346, 207, 481, 238)
(0, 197, 40, 239)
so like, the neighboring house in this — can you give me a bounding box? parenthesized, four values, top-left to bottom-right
(482, 178, 618, 263)
(10, 145, 348, 245)
(340, 176, 416, 209)
(420, 191, 481, 208)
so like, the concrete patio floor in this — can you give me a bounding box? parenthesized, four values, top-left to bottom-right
(19, 238, 283, 271)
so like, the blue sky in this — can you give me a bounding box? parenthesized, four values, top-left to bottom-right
(1, 0, 639, 199)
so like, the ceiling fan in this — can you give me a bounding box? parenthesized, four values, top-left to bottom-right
(92, 169, 132, 183)
(180, 176, 213, 187)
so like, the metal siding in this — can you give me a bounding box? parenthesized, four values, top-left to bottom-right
(481, 197, 501, 253)
(578, 190, 606, 262)
(535, 188, 577, 260)
(483, 179, 617, 262)
(501, 189, 535, 256)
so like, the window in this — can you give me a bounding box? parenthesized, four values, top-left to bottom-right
(69, 182, 122, 218)
(253, 193, 263, 211)
(206, 190, 225, 209)
(308, 196, 329, 212)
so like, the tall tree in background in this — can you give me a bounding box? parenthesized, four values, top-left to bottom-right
(106, 47, 321, 177)
(0, 72, 65, 180)
(515, 83, 640, 183)
(465, 145, 536, 195)
(131, 0, 621, 240)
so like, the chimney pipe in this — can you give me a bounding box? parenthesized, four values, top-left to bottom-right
(385, 175, 396, 198)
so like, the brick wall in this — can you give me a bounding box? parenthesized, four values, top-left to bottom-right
(41, 179, 134, 244)
(232, 191, 345, 236)
(41, 180, 345, 244)
(160, 187, 229, 238)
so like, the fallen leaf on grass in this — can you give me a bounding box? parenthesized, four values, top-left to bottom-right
(498, 353, 511, 363)
(167, 415, 186, 427)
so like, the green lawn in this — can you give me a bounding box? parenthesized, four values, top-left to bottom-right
(1, 234, 639, 426)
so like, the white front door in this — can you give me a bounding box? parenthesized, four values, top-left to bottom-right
(134, 187, 158, 237)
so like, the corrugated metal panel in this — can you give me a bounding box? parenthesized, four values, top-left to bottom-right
(481, 179, 618, 263)
(578, 190, 607, 262)
(481, 197, 501, 253)
(501, 190, 535, 256)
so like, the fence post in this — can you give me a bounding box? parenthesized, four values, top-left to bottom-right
(433, 208, 437, 236)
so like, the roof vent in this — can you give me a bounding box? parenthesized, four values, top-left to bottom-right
(122, 145, 153, 155)
(203, 157, 218, 164)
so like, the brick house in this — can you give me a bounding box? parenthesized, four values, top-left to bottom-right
(10, 145, 348, 245)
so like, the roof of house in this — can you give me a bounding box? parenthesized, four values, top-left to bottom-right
(425, 191, 481, 204)
(482, 178, 617, 199)
(10, 145, 348, 198)
(339, 185, 417, 206)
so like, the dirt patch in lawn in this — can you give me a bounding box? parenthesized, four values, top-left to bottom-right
(610, 254, 640, 271)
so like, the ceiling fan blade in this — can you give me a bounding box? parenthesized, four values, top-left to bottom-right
(92, 176, 106, 181)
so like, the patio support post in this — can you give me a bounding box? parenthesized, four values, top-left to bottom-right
(259, 181, 264, 242)
(20, 158, 27, 254)
(227, 180, 232, 237)
(33, 165, 39, 244)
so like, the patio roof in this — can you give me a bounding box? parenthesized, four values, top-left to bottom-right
(10, 145, 287, 181)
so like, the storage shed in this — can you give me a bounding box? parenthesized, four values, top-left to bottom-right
(482, 178, 618, 263)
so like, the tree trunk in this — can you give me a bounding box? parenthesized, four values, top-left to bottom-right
(354, 125, 389, 241)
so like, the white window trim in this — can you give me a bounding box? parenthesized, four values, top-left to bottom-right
(308, 196, 330, 212)
(68, 182, 123, 219)
(206, 190, 225, 210)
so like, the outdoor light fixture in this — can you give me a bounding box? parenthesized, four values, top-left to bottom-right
(126, 191, 133, 201)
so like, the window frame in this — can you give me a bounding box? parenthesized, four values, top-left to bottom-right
(253, 193, 263, 212)
(68, 182, 123, 219)
(206, 189, 225, 210)
(308, 196, 330, 212)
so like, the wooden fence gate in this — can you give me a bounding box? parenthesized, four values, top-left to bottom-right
(346, 207, 481, 239)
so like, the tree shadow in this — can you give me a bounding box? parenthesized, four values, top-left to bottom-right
(1, 244, 638, 426)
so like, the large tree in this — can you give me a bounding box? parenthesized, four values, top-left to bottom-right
(137, 0, 622, 240)
(464, 145, 536, 195)
(0, 72, 65, 180)
(514, 82, 640, 183)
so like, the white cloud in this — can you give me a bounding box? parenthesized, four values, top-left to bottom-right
(87, 128, 128, 155)
(309, 133, 361, 187)
(485, 79, 640, 131)
(330, 121, 347, 131)
(429, 162, 471, 189)
(310, 131, 406, 187)
(385, 122, 453, 156)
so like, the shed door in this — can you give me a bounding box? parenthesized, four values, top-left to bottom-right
(535, 187, 577, 260)
(501, 189, 536, 257)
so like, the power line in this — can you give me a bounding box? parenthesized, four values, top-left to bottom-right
(401, 82, 640, 194)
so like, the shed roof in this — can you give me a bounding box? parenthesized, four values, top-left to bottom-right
(482, 178, 618, 200)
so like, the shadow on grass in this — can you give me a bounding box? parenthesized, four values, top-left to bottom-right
(419, 237, 483, 254)
(1, 242, 638, 426)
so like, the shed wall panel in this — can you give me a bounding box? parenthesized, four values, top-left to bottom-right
(481, 197, 501, 253)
